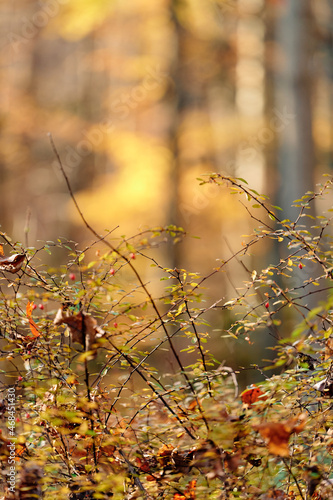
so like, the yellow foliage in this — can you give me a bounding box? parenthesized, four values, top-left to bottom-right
(174, 0, 224, 40)
(71, 132, 171, 230)
(50, 0, 115, 40)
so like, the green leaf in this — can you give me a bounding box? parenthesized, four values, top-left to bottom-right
(236, 177, 248, 184)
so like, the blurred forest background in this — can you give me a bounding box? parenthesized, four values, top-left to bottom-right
(0, 0, 333, 375)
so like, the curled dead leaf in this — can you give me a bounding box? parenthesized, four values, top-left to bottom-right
(54, 306, 105, 351)
(0, 253, 25, 273)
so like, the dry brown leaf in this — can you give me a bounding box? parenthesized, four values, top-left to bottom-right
(54, 306, 105, 351)
(0, 253, 25, 273)
(325, 337, 333, 360)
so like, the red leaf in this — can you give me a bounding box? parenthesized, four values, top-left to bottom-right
(241, 385, 266, 406)
(136, 457, 151, 473)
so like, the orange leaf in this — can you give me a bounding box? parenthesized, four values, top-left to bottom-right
(16, 444, 26, 458)
(158, 443, 174, 466)
(173, 480, 197, 500)
(254, 415, 306, 457)
(255, 422, 290, 456)
(185, 479, 197, 499)
(26, 301, 41, 339)
(26, 302, 34, 317)
(187, 399, 200, 411)
(241, 385, 266, 406)
(146, 475, 156, 482)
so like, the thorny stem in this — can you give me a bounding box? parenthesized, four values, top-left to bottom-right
(282, 458, 305, 500)
(104, 337, 196, 440)
(82, 316, 98, 469)
(49, 134, 202, 415)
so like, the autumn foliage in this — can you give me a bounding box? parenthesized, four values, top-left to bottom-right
(1, 173, 333, 499)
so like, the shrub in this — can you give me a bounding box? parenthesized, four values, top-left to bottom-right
(0, 170, 333, 499)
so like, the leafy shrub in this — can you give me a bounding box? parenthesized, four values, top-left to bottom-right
(0, 170, 333, 499)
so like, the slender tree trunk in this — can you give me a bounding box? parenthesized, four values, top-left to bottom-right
(167, 3, 190, 270)
(273, 1, 321, 314)
(274, 0, 315, 221)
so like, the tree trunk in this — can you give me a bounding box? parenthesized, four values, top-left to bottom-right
(274, 0, 315, 221)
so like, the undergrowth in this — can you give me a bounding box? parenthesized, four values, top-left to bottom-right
(0, 158, 333, 499)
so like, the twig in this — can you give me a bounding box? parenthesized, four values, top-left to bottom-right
(282, 457, 305, 500)
(48, 133, 202, 408)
